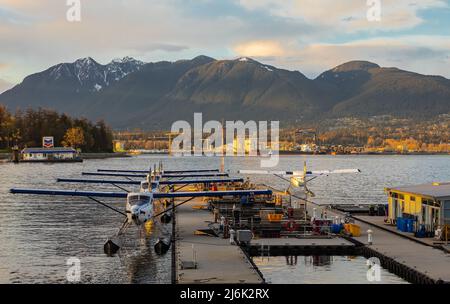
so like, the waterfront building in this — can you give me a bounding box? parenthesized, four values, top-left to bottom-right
(385, 182, 450, 235)
(21, 147, 81, 162)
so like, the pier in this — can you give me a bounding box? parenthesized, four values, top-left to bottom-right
(175, 197, 264, 284)
(350, 216, 450, 283)
(247, 237, 356, 256)
(314, 204, 450, 284)
(173, 191, 450, 284)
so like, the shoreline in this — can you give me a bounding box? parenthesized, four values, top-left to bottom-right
(0, 152, 131, 161)
(1, 151, 448, 161)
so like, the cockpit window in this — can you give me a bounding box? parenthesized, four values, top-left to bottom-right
(128, 195, 151, 206)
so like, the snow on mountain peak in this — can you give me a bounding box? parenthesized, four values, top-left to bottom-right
(46, 56, 146, 90)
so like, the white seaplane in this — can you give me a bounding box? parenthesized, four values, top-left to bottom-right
(10, 165, 271, 255)
(239, 161, 360, 199)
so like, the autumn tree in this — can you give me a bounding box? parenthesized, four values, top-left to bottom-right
(62, 127, 85, 149)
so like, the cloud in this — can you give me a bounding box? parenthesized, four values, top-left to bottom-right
(0, 78, 13, 93)
(233, 40, 285, 57)
(0, 0, 449, 83)
(237, 0, 448, 32)
(243, 36, 450, 78)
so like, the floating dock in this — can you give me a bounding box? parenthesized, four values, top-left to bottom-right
(247, 237, 356, 256)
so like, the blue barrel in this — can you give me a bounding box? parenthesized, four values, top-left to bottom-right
(331, 224, 342, 234)
(406, 219, 415, 233)
(397, 217, 403, 231)
(397, 218, 408, 232)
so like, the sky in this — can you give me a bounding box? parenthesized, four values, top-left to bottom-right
(1, 0, 450, 93)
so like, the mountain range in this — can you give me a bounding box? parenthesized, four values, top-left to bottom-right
(1, 55, 449, 129)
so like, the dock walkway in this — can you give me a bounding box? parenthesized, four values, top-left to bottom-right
(175, 198, 263, 284)
(307, 203, 450, 282)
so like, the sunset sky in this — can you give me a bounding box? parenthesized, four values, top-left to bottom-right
(1, 0, 450, 92)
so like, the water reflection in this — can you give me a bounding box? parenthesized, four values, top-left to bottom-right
(253, 255, 408, 284)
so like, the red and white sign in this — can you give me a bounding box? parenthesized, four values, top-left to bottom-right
(42, 136, 54, 148)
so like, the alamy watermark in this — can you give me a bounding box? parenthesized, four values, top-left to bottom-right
(66, 257, 81, 282)
(367, 0, 382, 22)
(66, 0, 82, 22)
(171, 113, 279, 168)
(366, 257, 382, 282)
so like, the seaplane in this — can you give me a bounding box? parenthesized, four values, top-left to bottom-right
(238, 161, 360, 200)
(10, 164, 272, 255)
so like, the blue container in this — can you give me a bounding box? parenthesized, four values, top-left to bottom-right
(397, 217, 408, 232)
(406, 219, 415, 233)
(397, 217, 403, 231)
(331, 224, 342, 234)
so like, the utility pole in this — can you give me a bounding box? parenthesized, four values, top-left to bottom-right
(220, 118, 225, 173)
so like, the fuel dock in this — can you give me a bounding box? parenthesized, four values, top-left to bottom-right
(172, 182, 450, 284)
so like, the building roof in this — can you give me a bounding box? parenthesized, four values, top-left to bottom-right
(22, 147, 77, 153)
(386, 182, 450, 200)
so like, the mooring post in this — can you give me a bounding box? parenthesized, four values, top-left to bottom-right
(367, 229, 373, 245)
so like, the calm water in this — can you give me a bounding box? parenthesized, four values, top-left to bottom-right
(253, 256, 408, 284)
(0, 155, 448, 283)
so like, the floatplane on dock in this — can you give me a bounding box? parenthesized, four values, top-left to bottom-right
(10, 162, 272, 256)
(239, 161, 361, 200)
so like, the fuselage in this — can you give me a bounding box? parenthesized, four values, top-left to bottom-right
(126, 172, 162, 226)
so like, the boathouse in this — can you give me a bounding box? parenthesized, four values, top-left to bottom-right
(21, 147, 81, 162)
(385, 182, 450, 236)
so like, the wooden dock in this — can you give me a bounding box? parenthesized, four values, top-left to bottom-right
(175, 198, 263, 284)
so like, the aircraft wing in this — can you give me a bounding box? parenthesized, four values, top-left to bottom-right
(96, 169, 219, 174)
(10, 188, 271, 198)
(10, 188, 128, 198)
(163, 169, 219, 173)
(57, 178, 141, 185)
(153, 189, 272, 199)
(57, 177, 244, 185)
(82, 172, 147, 178)
(162, 173, 229, 178)
(82, 172, 229, 178)
(238, 169, 360, 176)
(161, 178, 243, 185)
(309, 169, 361, 175)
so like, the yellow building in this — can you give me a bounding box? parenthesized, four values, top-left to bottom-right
(385, 182, 450, 233)
(232, 138, 257, 155)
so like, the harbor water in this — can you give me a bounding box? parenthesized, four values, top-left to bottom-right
(0, 155, 448, 283)
(253, 256, 408, 284)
